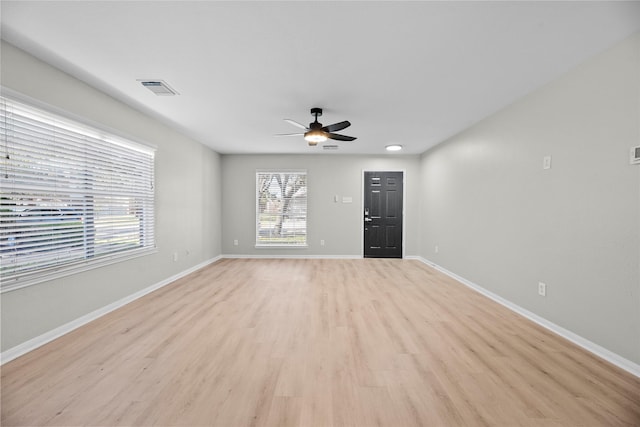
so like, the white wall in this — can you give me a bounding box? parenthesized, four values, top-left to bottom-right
(419, 33, 640, 364)
(221, 154, 420, 257)
(0, 42, 222, 352)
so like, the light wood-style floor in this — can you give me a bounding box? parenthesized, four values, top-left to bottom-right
(2, 258, 639, 426)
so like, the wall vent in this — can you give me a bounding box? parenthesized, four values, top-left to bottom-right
(631, 146, 640, 165)
(138, 80, 179, 96)
(323, 145, 339, 150)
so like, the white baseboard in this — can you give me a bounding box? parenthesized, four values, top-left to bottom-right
(415, 257, 640, 378)
(0, 256, 221, 365)
(222, 254, 362, 259)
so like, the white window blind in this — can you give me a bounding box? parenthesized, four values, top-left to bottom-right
(256, 171, 307, 247)
(0, 96, 155, 291)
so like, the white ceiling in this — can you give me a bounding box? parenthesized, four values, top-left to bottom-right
(2, 1, 640, 155)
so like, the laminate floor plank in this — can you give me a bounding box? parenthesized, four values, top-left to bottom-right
(2, 258, 639, 426)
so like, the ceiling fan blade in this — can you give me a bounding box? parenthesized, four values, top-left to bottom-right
(275, 133, 305, 137)
(284, 119, 308, 130)
(327, 133, 357, 142)
(322, 120, 351, 133)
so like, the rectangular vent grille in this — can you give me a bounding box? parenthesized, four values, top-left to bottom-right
(323, 145, 339, 150)
(139, 80, 178, 96)
(631, 146, 640, 165)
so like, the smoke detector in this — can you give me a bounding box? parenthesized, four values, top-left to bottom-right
(138, 79, 179, 96)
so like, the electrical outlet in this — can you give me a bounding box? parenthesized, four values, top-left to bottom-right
(233, 239, 238, 246)
(543, 155, 552, 170)
(435, 245, 439, 253)
(173, 252, 178, 262)
(320, 239, 325, 246)
(538, 282, 547, 297)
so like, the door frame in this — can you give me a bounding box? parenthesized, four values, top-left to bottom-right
(361, 169, 406, 259)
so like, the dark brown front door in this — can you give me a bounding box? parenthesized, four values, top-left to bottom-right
(363, 171, 403, 258)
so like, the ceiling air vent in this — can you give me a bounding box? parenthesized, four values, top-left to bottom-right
(138, 80, 179, 96)
(323, 145, 339, 150)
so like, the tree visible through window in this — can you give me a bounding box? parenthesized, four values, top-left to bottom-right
(256, 171, 307, 246)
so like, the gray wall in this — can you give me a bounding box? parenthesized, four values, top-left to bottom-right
(221, 154, 420, 257)
(419, 33, 640, 364)
(1, 42, 222, 352)
(3, 31, 639, 368)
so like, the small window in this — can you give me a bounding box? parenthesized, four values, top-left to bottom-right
(0, 96, 156, 291)
(256, 170, 307, 247)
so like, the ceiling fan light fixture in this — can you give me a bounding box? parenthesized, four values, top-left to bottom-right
(304, 129, 328, 144)
(386, 144, 403, 152)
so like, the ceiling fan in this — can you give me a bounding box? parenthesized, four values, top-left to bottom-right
(277, 108, 356, 146)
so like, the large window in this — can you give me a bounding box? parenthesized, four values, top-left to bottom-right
(256, 170, 307, 247)
(0, 96, 155, 291)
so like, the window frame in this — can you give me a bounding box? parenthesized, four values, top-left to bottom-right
(0, 92, 157, 292)
(255, 169, 308, 248)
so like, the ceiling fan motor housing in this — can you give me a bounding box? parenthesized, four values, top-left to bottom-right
(309, 107, 323, 129)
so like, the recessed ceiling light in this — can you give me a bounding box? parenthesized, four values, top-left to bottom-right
(385, 144, 403, 152)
